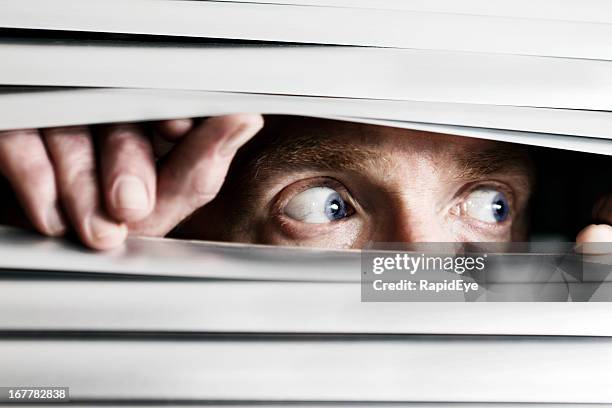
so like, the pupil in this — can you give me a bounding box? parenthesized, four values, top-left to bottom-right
(493, 201, 504, 215)
(329, 200, 340, 214)
(325, 193, 347, 220)
(491, 194, 509, 221)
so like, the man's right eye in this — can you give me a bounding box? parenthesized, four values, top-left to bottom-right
(283, 186, 353, 223)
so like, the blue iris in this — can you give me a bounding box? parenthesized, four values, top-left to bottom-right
(324, 192, 348, 221)
(491, 192, 510, 222)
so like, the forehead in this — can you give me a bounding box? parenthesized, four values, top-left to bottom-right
(265, 116, 501, 154)
(238, 116, 527, 179)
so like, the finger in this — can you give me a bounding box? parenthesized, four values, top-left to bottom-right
(576, 224, 612, 254)
(98, 123, 155, 223)
(152, 119, 195, 158)
(154, 118, 194, 141)
(43, 126, 127, 250)
(0, 129, 66, 236)
(131, 114, 264, 236)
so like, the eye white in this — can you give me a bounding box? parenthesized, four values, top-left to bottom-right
(464, 189, 510, 223)
(284, 187, 346, 224)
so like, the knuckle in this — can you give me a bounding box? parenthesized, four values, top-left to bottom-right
(104, 126, 152, 158)
(22, 164, 54, 193)
(45, 125, 89, 134)
(62, 166, 97, 197)
(3, 151, 54, 191)
(104, 124, 141, 142)
(43, 126, 90, 143)
(13, 150, 51, 176)
(46, 130, 93, 155)
(0, 128, 38, 138)
(0, 130, 44, 165)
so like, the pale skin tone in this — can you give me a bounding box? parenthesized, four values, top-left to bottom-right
(0, 115, 264, 249)
(0, 115, 609, 251)
(183, 117, 534, 247)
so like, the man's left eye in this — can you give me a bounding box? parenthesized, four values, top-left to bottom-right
(284, 186, 352, 223)
(464, 188, 510, 223)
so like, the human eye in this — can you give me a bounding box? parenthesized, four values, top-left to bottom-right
(284, 186, 354, 223)
(462, 188, 511, 224)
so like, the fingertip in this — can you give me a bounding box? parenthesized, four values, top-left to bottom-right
(234, 113, 265, 131)
(41, 204, 67, 237)
(155, 118, 194, 141)
(208, 114, 264, 133)
(575, 224, 612, 254)
(212, 114, 264, 157)
(83, 214, 128, 250)
(577, 224, 612, 243)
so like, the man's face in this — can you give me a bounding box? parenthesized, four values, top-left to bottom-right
(184, 116, 534, 249)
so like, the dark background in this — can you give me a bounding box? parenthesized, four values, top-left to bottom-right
(530, 148, 611, 240)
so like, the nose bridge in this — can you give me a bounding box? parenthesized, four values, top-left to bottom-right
(392, 213, 449, 243)
(378, 201, 452, 243)
(370, 157, 453, 244)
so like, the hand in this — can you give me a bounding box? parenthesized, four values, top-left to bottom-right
(576, 194, 612, 254)
(0, 114, 264, 250)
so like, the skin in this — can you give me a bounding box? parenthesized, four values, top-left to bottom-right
(0, 115, 609, 251)
(181, 117, 534, 248)
(0, 114, 264, 250)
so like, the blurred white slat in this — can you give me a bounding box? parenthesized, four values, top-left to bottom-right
(1, 88, 611, 155)
(1, 0, 612, 59)
(1, 88, 611, 139)
(0, 227, 611, 335)
(2, 338, 612, 402)
(208, 0, 612, 22)
(2, 280, 612, 335)
(2, 42, 612, 110)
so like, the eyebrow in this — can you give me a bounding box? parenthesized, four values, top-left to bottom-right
(247, 135, 378, 179)
(236, 127, 532, 185)
(454, 145, 533, 181)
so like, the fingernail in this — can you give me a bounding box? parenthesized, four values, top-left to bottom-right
(86, 215, 127, 249)
(45, 205, 66, 236)
(112, 176, 149, 211)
